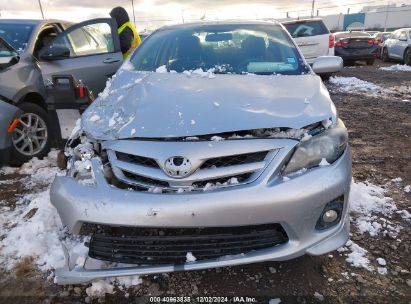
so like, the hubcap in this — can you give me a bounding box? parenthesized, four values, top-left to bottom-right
(12, 113, 48, 156)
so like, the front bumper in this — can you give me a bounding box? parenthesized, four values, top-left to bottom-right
(335, 47, 378, 60)
(51, 148, 352, 284)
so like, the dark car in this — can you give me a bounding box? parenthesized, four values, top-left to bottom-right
(0, 100, 21, 167)
(334, 31, 379, 65)
(372, 32, 391, 58)
(0, 18, 125, 164)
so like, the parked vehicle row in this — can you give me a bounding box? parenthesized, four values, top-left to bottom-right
(281, 18, 410, 67)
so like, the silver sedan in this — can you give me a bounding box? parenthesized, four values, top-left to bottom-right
(50, 21, 350, 284)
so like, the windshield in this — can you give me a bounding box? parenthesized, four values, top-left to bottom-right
(0, 23, 34, 51)
(130, 24, 308, 75)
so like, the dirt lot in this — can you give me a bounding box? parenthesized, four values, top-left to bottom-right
(0, 59, 410, 303)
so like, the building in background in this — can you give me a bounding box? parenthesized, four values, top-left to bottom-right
(280, 4, 411, 32)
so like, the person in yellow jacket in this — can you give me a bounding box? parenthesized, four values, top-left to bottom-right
(109, 6, 141, 59)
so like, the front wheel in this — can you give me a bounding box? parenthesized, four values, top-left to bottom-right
(9, 103, 51, 166)
(404, 48, 411, 66)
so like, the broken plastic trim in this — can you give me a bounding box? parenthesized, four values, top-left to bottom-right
(121, 123, 326, 142)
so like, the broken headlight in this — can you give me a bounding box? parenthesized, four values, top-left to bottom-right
(282, 119, 348, 176)
(66, 136, 101, 186)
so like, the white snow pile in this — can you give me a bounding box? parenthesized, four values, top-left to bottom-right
(349, 181, 400, 237)
(186, 252, 197, 263)
(329, 76, 411, 98)
(380, 64, 411, 72)
(0, 151, 68, 271)
(339, 179, 411, 272)
(329, 76, 383, 94)
(0, 152, 142, 297)
(338, 240, 373, 270)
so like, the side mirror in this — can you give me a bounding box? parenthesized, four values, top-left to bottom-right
(39, 45, 70, 61)
(312, 56, 343, 74)
(0, 56, 19, 69)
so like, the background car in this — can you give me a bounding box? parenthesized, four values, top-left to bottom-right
(381, 28, 411, 65)
(0, 18, 124, 164)
(333, 31, 378, 65)
(372, 31, 392, 58)
(282, 18, 334, 64)
(0, 100, 22, 167)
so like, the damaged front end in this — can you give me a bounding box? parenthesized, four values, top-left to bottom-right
(51, 117, 351, 285)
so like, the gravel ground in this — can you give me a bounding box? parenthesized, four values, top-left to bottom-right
(0, 59, 410, 304)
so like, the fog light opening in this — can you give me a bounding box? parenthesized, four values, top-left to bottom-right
(323, 209, 338, 223)
(316, 196, 344, 230)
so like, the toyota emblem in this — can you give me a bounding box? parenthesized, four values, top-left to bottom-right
(164, 156, 192, 178)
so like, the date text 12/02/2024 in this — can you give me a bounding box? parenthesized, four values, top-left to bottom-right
(149, 296, 258, 303)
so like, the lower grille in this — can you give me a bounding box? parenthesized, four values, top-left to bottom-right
(87, 224, 288, 265)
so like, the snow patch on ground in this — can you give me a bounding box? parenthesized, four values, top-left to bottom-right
(349, 181, 400, 237)
(329, 76, 383, 94)
(380, 64, 411, 72)
(338, 240, 373, 270)
(329, 76, 411, 98)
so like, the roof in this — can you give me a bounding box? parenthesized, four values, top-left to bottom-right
(156, 20, 280, 31)
(282, 18, 324, 24)
(0, 19, 66, 25)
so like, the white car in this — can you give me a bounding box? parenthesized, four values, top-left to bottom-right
(282, 18, 334, 64)
(382, 28, 411, 65)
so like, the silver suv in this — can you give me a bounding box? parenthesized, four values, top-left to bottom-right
(50, 21, 350, 284)
(282, 18, 334, 64)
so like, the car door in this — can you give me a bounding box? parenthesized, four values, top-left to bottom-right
(39, 18, 122, 95)
(390, 31, 404, 59)
(396, 31, 409, 60)
(385, 31, 397, 58)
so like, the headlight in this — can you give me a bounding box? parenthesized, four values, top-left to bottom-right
(282, 119, 348, 176)
(66, 137, 99, 186)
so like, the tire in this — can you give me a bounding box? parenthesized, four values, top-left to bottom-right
(320, 73, 331, 81)
(366, 59, 375, 66)
(404, 48, 411, 66)
(382, 48, 389, 62)
(343, 60, 352, 66)
(9, 103, 52, 166)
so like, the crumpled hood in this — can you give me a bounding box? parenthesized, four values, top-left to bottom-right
(82, 69, 336, 140)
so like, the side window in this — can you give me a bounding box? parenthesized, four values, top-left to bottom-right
(284, 21, 329, 38)
(33, 26, 59, 58)
(49, 22, 114, 58)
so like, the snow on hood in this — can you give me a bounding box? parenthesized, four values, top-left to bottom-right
(82, 69, 336, 140)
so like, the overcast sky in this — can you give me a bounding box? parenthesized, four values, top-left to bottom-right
(1, 0, 410, 30)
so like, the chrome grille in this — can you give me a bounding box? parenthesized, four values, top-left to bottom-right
(116, 152, 159, 168)
(106, 139, 280, 193)
(201, 151, 267, 169)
